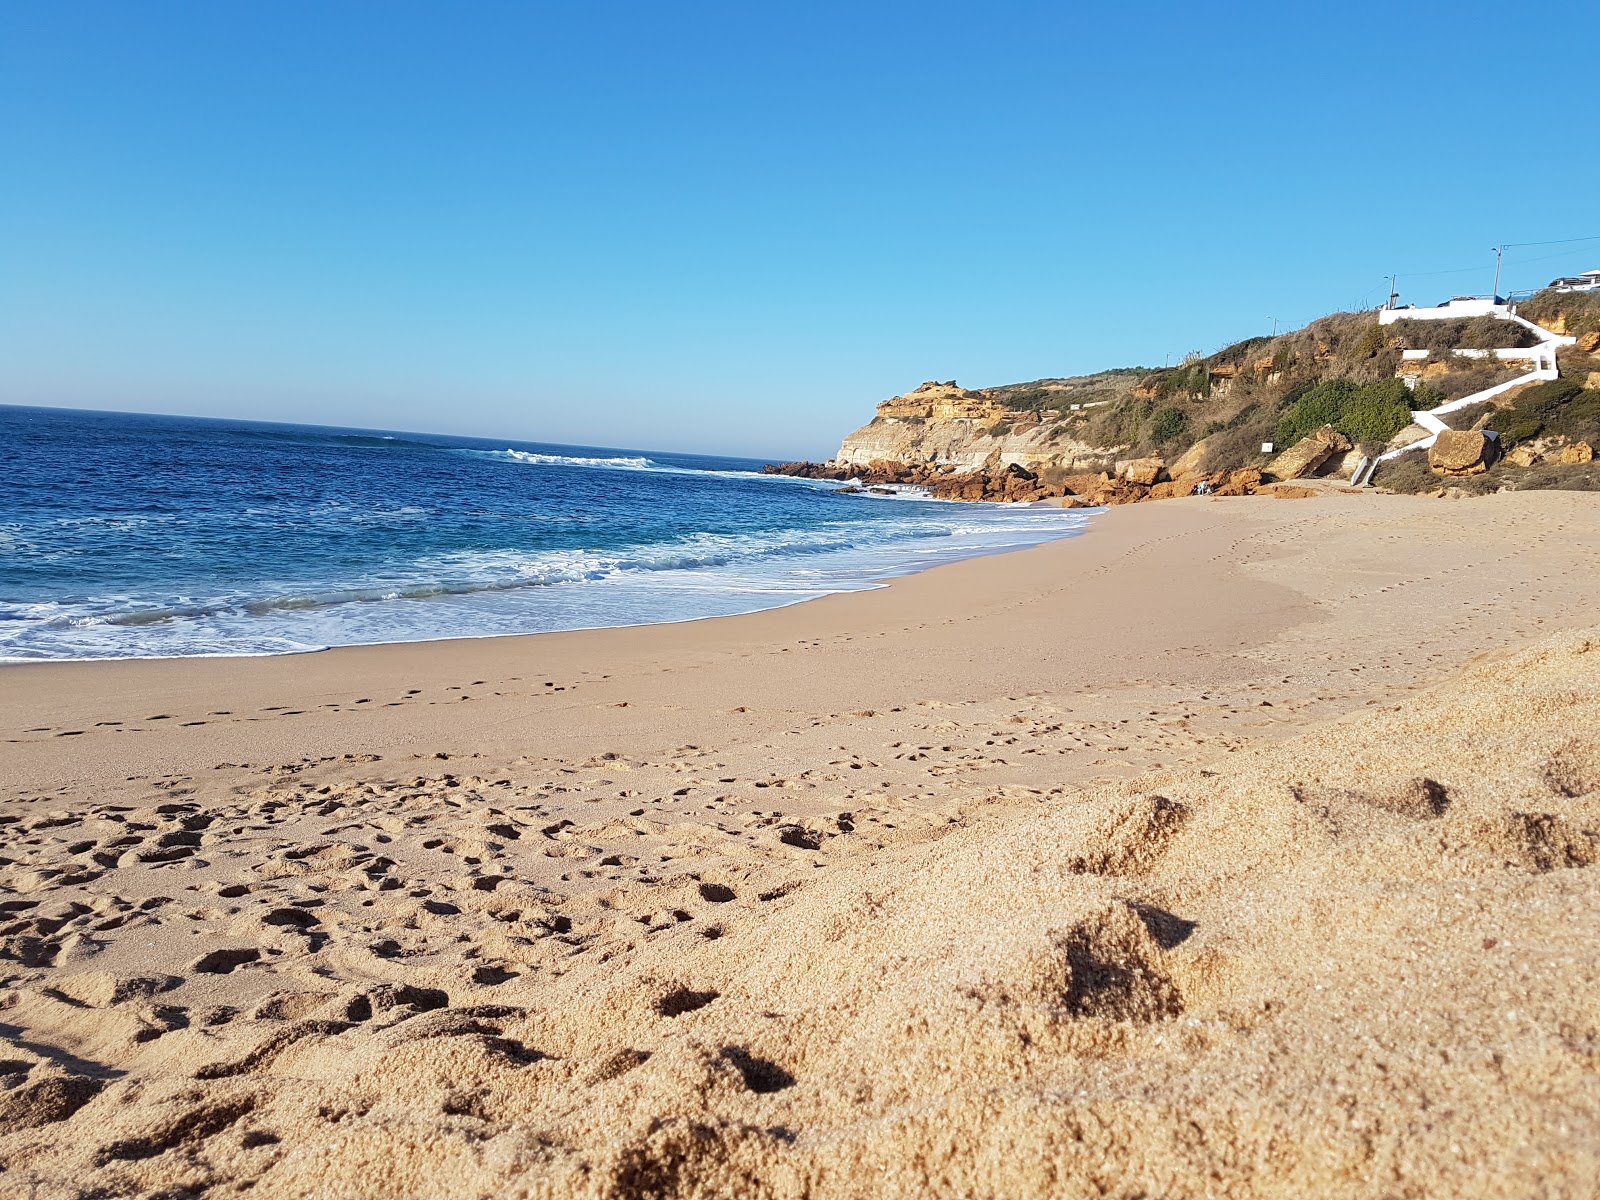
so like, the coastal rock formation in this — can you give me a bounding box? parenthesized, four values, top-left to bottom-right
(1167, 439, 1211, 477)
(1429, 430, 1501, 476)
(831, 381, 1113, 474)
(1560, 440, 1594, 465)
(1265, 425, 1352, 481)
(1117, 457, 1165, 486)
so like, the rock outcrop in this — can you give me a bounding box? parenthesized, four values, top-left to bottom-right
(765, 371, 1294, 507)
(1505, 436, 1594, 468)
(1560, 440, 1594, 465)
(765, 460, 1270, 507)
(1429, 430, 1501, 476)
(1117, 458, 1165, 486)
(831, 381, 1114, 474)
(1265, 426, 1353, 481)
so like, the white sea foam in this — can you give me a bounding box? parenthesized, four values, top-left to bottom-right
(496, 449, 654, 469)
(480, 448, 856, 492)
(0, 506, 1095, 661)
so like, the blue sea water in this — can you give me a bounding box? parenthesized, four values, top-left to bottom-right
(0, 405, 1093, 661)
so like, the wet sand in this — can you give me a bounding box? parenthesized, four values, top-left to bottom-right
(3, 490, 1599, 1198)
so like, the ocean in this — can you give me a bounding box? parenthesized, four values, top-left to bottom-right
(0, 405, 1093, 661)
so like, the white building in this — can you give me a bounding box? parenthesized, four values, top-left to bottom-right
(1549, 269, 1600, 293)
(1378, 296, 1505, 325)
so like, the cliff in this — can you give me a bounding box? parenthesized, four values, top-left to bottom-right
(832, 380, 1119, 474)
(771, 288, 1600, 502)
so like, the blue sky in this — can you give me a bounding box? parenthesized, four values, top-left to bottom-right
(3, 1, 1597, 459)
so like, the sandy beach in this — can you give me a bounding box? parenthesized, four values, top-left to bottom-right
(4, 489, 1600, 1198)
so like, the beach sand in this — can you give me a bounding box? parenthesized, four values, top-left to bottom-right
(3, 490, 1600, 1198)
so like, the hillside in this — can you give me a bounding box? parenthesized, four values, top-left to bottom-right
(768, 290, 1600, 502)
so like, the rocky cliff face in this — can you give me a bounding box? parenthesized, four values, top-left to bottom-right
(833, 381, 1115, 473)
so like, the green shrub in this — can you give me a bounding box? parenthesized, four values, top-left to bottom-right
(1516, 378, 1582, 415)
(1487, 411, 1544, 441)
(1276, 377, 1415, 447)
(1338, 379, 1414, 444)
(1482, 379, 1600, 445)
(1409, 382, 1445, 410)
(1276, 379, 1356, 444)
(1149, 407, 1189, 444)
(1152, 362, 1211, 400)
(1275, 381, 1312, 412)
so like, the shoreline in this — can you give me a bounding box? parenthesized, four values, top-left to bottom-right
(5, 488, 1600, 1196)
(0, 474, 1094, 665)
(8, 488, 1599, 798)
(0, 497, 1096, 669)
(6, 496, 1297, 795)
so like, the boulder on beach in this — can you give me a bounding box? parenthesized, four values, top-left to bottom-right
(1149, 472, 1207, 500)
(1559, 440, 1594, 465)
(1429, 430, 1500, 476)
(1211, 467, 1263, 497)
(1266, 426, 1352, 481)
(1117, 457, 1165, 486)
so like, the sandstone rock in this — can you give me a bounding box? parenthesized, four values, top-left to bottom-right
(1149, 472, 1208, 501)
(1168, 439, 1210, 477)
(1429, 430, 1500, 476)
(1332, 447, 1365, 476)
(1265, 426, 1353, 481)
(1560, 441, 1594, 465)
(1586, 371, 1600, 391)
(1386, 425, 1433, 451)
(1086, 480, 1150, 506)
(1577, 330, 1600, 353)
(1060, 472, 1110, 497)
(1503, 444, 1542, 469)
(1265, 485, 1317, 499)
(1118, 458, 1165, 486)
(1211, 468, 1262, 498)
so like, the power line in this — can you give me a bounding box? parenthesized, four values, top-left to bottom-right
(1391, 236, 1599, 282)
(1394, 263, 1490, 278)
(1503, 234, 1600, 249)
(1504, 248, 1600, 270)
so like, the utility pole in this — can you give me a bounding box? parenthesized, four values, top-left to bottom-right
(1269, 316, 1278, 337)
(1388, 274, 1399, 309)
(1491, 245, 1504, 301)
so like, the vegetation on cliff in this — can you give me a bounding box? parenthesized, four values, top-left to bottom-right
(775, 287, 1600, 503)
(989, 291, 1600, 489)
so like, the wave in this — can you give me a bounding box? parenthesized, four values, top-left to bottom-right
(494, 449, 654, 470)
(0, 506, 1093, 661)
(480, 448, 925, 496)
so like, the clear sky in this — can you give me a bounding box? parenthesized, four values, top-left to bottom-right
(3, 1, 1597, 459)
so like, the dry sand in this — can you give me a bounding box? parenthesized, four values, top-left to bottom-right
(2, 490, 1599, 1198)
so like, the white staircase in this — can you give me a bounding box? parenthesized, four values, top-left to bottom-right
(1354, 310, 1576, 486)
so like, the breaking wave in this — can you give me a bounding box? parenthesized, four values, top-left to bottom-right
(494, 449, 654, 470)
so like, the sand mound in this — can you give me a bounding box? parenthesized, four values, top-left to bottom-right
(4, 633, 1600, 1196)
